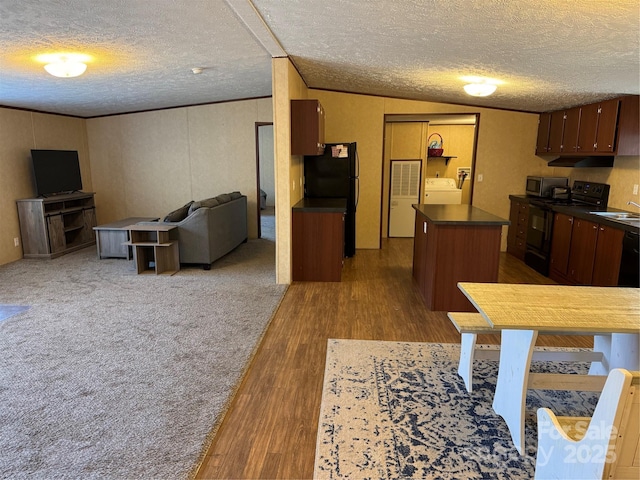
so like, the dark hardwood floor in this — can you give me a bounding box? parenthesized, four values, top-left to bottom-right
(195, 238, 590, 479)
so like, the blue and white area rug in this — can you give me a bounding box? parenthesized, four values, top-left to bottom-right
(314, 340, 599, 479)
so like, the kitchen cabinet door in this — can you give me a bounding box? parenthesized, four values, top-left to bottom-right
(535, 112, 551, 154)
(577, 102, 599, 153)
(562, 108, 581, 153)
(549, 213, 573, 277)
(507, 200, 528, 260)
(591, 225, 624, 286)
(290, 99, 325, 155)
(567, 218, 599, 285)
(547, 111, 566, 154)
(594, 98, 620, 153)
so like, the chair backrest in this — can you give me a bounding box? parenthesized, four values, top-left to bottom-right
(603, 371, 639, 479)
(534, 368, 634, 480)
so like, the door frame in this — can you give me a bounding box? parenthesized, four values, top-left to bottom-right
(255, 122, 273, 239)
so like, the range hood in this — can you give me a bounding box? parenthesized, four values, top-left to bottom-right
(547, 156, 614, 168)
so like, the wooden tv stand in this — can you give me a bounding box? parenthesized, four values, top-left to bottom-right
(17, 192, 97, 259)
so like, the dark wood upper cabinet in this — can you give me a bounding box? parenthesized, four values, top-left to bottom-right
(562, 108, 581, 153)
(577, 102, 599, 153)
(290, 99, 325, 156)
(536, 95, 637, 158)
(594, 98, 620, 153)
(616, 95, 640, 155)
(547, 110, 566, 154)
(535, 112, 551, 154)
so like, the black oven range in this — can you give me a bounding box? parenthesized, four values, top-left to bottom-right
(524, 180, 610, 276)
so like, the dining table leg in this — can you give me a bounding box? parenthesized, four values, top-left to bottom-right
(492, 328, 538, 455)
(590, 332, 640, 375)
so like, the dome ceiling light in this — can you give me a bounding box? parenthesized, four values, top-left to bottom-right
(36, 53, 91, 78)
(460, 76, 501, 97)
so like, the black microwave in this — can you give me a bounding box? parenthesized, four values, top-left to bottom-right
(526, 176, 569, 197)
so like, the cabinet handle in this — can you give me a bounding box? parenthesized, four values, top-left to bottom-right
(593, 225, 597, 229)
(423, 222, 427, 234)
(600, 227, 604, 231)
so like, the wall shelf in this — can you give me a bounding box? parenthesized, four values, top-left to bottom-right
(427, 156, 457, 165)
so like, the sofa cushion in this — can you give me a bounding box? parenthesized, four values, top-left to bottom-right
(201, 197, 220, 208)
(188, 197, 220, 215)
(163, 201, 193, 222)
(216, 194, 231, 204)
(230, 191, 242, 200)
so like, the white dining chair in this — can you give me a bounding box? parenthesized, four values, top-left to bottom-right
(534, 368, 639, 480)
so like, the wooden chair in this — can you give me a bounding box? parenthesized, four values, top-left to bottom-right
(534, 368, 639, 479)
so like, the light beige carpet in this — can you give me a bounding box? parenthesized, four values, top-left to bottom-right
(0, 239, 285, 479)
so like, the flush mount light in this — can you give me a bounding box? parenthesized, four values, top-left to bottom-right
(460, 76, 501, 97)
(463, 83, 497, 97)
(37, 53, 91, 78)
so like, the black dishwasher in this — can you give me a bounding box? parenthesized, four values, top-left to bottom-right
(618, 230, 639, 287)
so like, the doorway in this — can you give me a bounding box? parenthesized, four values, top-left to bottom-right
(255, 122, 275, 240)
(381, 113, 479, 240)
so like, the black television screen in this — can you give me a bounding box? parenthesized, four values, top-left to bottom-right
(31, 150, 83, 196)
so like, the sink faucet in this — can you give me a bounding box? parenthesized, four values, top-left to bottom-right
(628, 201, 640, 208)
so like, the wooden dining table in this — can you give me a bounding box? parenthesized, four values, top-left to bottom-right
(457, 282, 640, 455)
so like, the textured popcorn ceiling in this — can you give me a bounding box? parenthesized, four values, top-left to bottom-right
(0, 0, 638, 117)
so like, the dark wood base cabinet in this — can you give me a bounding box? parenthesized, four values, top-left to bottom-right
(506, 198, 529, 260)
(412, 210, 503, 312)
(549, 212, 624, 286)
(292, 210, 344, 282)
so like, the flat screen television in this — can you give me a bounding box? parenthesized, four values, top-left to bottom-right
(31, 149, 83, 196)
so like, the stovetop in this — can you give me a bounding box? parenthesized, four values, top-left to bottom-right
(529, 180, 610, 209)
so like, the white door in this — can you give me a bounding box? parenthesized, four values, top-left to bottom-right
(389, 160, 421, 237)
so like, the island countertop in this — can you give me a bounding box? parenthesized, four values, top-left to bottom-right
(412, 204, 510, 226)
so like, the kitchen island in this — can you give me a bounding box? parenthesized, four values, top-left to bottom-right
(412, 204, 510, 311)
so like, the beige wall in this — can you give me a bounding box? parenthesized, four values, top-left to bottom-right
(272, 57, 308, 284)
(0, 108, 90, 265)
(86, 98, 273, 238)
(424, 125, 475, 204)
(549, 157, 640, 210)
(304, 92, 550, 251)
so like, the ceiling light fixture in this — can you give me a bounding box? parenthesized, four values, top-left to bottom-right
(463, 82, 497, 97)
(461, 76, 500, 97)
(37, 53, 90, 78)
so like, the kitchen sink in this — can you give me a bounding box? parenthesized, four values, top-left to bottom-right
(589, 211, 640, 228)
(589, 211, 640, 219)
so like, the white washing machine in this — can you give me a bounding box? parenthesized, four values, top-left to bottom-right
(424, 177, 462, 204)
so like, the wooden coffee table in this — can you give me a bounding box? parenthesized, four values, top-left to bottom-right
(93, 217, 159, 259)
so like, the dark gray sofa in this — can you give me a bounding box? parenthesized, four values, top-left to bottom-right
(144, 192, 247, 269)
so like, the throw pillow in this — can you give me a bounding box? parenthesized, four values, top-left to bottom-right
(229, 191, 242, 199)
(187, 201, 202, 215)
(163, 200, 193, 222)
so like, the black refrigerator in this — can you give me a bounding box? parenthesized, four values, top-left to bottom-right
(304, 142, 358, 257)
